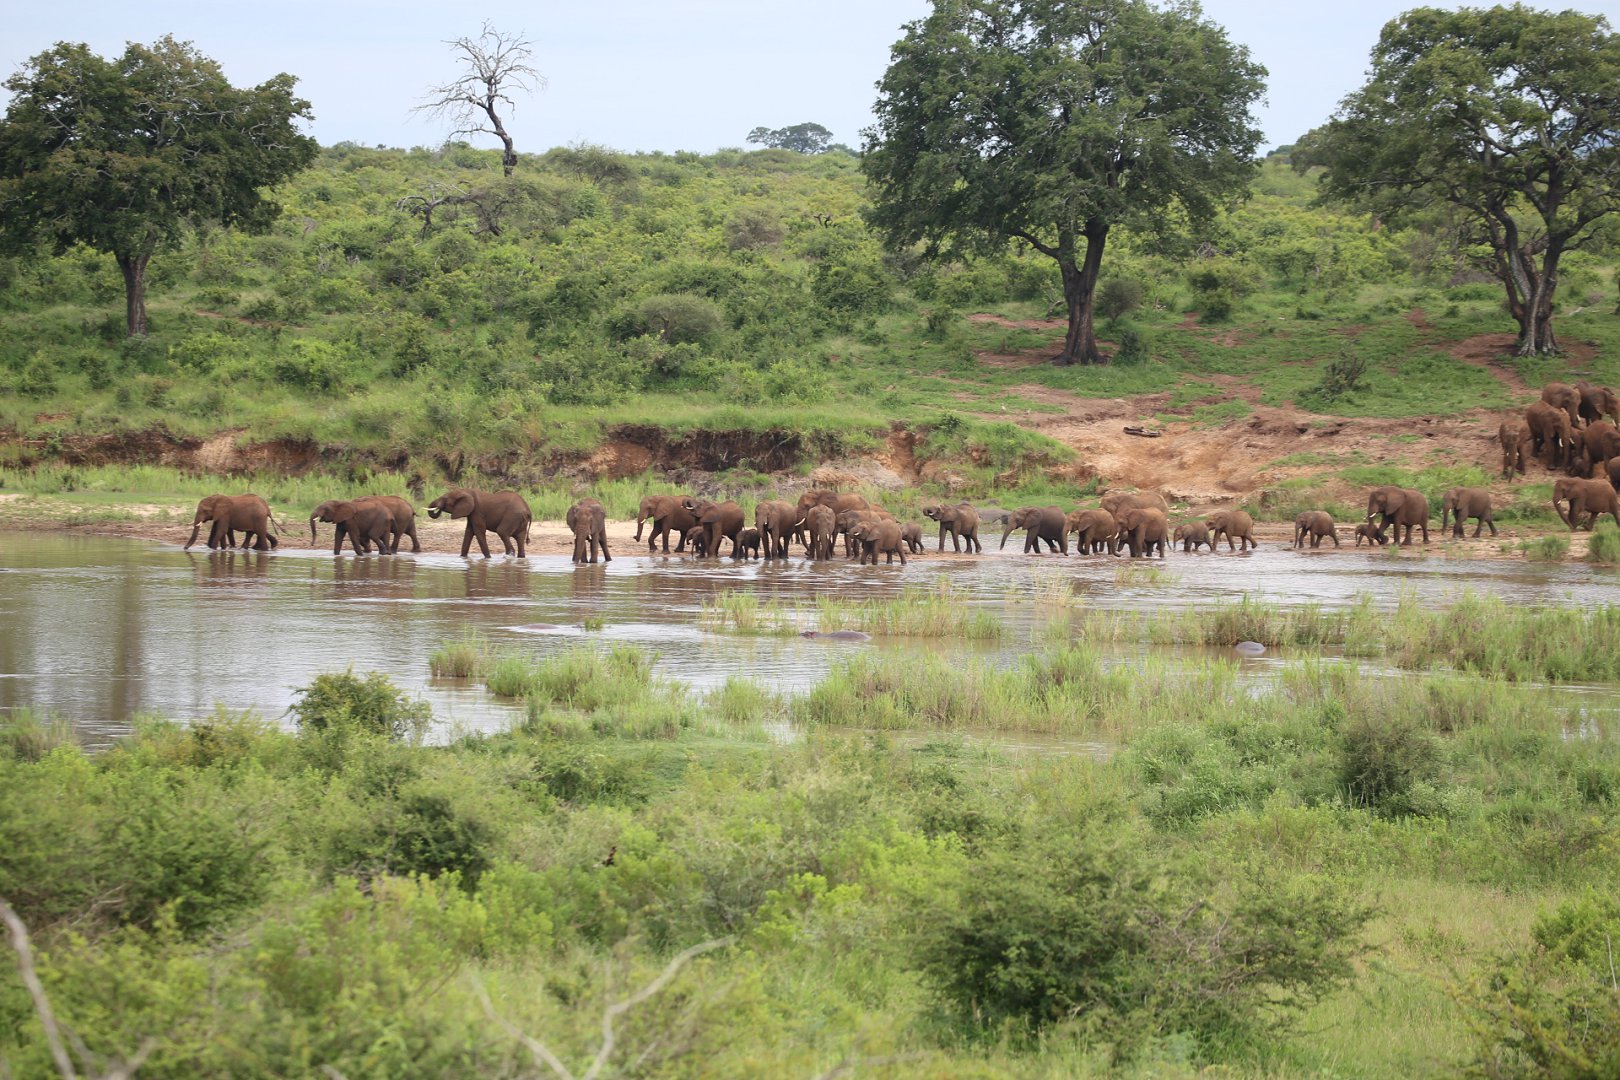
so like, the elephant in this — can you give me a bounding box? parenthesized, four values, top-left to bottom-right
(1440, 487, 1496, 538)
(848, 517, 908, 565)
(683, 497, 744, 558)
(1353, 522, 1388, 547)
(754, 499, 801, 559)
(837, 508, 895, 558)
(1365, 486, 1429, 546)
(921, 502, 983, 553)
(1609, 456, 1620, 494)
(805, 505, 838, 560)
(1000, 506, 1069, 555)
(1526, 401, 1573, 468)
(1553, 477, 1620, 531)
(1174, 520, 1214, 552)
(795, 490, 870, 520)
(1499, 419, 1532, 479)
(1542, 382, 1583, 428)
(1577, 382, 1620, 427)
(900, 522, 924, 554)
(635, 494, 698, 553)
(1293, 511, 1340, 548)
(1206, 509, 1257, 552)
(428, 488, 532, 558)
(185, 494, 277, 551)
(1100, 491, 1169, 519)
(1115, 507, 1169, 559)
(566, 498, 611, 564)
(310, 498, 395, 554)
(358, 495, 420, 553)
(733, 527, 763, 560)
(1580, 422, 1620, 472)
(1067, 508, 1118, 555)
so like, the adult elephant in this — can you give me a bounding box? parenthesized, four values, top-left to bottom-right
(360, 495, 420, 553)
(805, 505, 838, 561)
(635, 494, 697, 554)
(1577, 382, 1620, 428)
(684, 497, 744, 558)
(1116, 507, 1169, 559)
(795, 490, 869, 520)
(1580, 422, 1620, 473)
(1553, 477, 1620, 531)
(1440, 487, 1496, 538)
(428, 488, 532, 558)
(1608, 457, 1620, 495)
(1067, 508, 1117, 555)
(1293, 511, 1339, 549)
(310, 498, 395, 554)
(848, 517, 908, 565)
(1100, 491, 1169, 519)
(1525, 401, 1573, 469)
(754, 499, 801, 559)
(1000, 506, 1069, 555)
(1542, 382, 1583, 429)
(1365, 486, 1429, 546)
(922, 502, 982, 553)
(1206, 509, 1257, 552)
(836, 508, 895, 558)
(1498, 419, 1532, 479)
(185, 494, 277, 551)
(566, 498, 611, 564)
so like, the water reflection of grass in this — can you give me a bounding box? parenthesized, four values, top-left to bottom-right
(1112, 562, 1181, 587)
(700, 580, 1005, 640)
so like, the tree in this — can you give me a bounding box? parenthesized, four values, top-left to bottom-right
(1297, 6, 1620, 357)
(416, 23, 545, 178)
(745, 122, 834, 154)
(0, 38, 317, 337)
(861, 0, 1265, 365)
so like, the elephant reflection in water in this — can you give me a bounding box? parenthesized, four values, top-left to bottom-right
(187, 547, 272, 587)
(331, 554, 417, 587)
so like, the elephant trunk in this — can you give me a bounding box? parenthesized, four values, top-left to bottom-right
(310, 516, 321, 545)
(634, 513, 646, 541)
(999, 522, 1016, 550)
(184, 519, 204, 549)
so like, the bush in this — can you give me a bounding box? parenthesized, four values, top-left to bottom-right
(608, 293, 726, 347)
(1338, 713, 1439, 814)
(725, 206, 785, 250)
(1522, 536, 1569, 561)
(1112, 325, 1150, 366)
(1586, 522, 1620, 564)
(1301, 347, 1370, 407)
(1096, 278, 1145, 323)
(811, 257, 895, 315)
(289, 671, 432, 742)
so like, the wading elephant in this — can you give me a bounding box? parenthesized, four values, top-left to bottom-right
(733, 527, 762, 560)
(1354, 522, 1388, 547)
(1067, 508, 1118, 555)
(1577, 382, 1620, 428)
(359, 495, 420, 553)
(428, 488, 533, 558)
(805, 505, 838, 561)
(566, 498, 611, 564)
(848, 517, 907, 565)
(900, 522, 924, 554)
(1499, 419, 1532, 479)
(310, 498, 395, 554)
(1609, 457, 1620, 495)
(1206, 509, 1257, 552)
(1116, 507, 1169, 559)
(754, 500, 801, 560)
(795, 490, 870, 521)
(1100, 491, 1170, 519)
(1526, 401, 1573, 469)
(1440, 488, 1496, 538)
(1000, 506, 1069, 555)
(837, 509, 896, 558)
(635, 494, 698, 553)
(1365, 486, 1429, 546)
(684, 498, 744, 559)
(185, 494, 278, 551)
(1542, 382, 1583, 429)
(1174, 520, 1214, 552)
(921, 502, 982, 553)
(1552, 477, 1620, 531)
(1293, 511, 1339, 549)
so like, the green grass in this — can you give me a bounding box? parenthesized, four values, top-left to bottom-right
(700, 579, 1005, 640)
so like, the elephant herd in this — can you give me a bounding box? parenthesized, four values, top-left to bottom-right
(1498, 380, 1620, 533)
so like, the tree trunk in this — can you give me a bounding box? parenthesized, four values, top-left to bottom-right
(1056, 220, 1108, 365)
(1509, 241, 1563, 357)
(116, 252, 151, 338)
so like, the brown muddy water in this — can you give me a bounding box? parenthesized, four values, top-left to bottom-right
(3, 530, 1618, 747)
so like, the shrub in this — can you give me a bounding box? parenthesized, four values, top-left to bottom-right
(1522, 536, 1569, 561)
(289, 671, 432, 742)
(811, 257, 895, 315)
(725, 206, 785, 250)
(1586, 522, 1620, 564)
(1301, 347, 1370, 406)
(1338, 713, 1439, 814)
(1112, 325, 1150, 366)
(1096, 278, 1145, 323)
(608, 293, 726, 347)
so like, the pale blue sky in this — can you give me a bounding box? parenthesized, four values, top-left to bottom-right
(7, 1, 1620, 154)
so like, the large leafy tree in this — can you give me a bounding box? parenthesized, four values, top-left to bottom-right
(861, 0, 1265, 365)
(1298, 6, 1620, 357)
(0, 37, 317, 338)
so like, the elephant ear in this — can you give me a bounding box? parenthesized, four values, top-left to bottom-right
(331, 503, 356, 523)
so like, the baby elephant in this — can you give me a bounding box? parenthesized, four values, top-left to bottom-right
(1440, 487, 1496, 538)
(1293, 511, 1339, 548)
(566, 498, 611, 564)
(1173, 520, 1213, 552)
(900, 522, 924, 555)
(1353, 522, 1388, 547)
(733, 527, 763, 560)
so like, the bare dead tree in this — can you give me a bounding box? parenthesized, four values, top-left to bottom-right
(1, 899, 155, 1080)
(414, 23, 545, 177)
(475, 936, 733, 1080)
